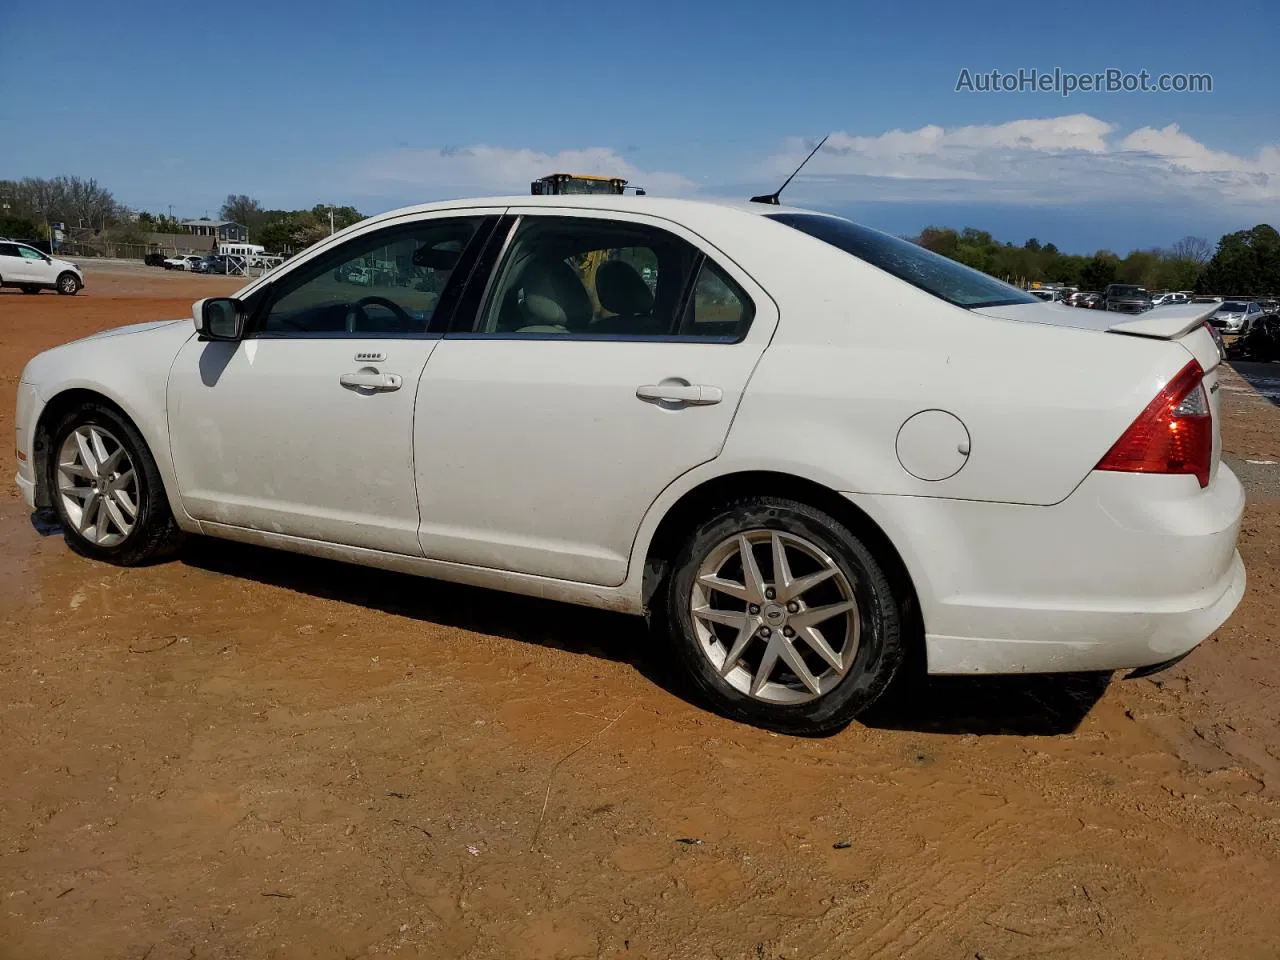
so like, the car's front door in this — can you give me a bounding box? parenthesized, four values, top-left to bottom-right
(166, 211, 499, 554)
(17, 245, 57, 284)
(414, 209, 779, 586)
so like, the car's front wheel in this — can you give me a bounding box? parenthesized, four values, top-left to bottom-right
(56, 272, 80, 295)
(48, 403, 184, 565)
(662, 496, 905, 735)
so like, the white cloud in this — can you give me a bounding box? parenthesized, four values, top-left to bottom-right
(356, 145, 693, 197)
(761, 116, 1280, 209)
(344, 120, 1278, 220)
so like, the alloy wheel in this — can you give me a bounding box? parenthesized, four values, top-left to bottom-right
(690, 529, 860, 704)
(56, 425, 139, 547)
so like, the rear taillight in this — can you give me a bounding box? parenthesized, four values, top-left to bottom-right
(1096, 359, 1212, 487)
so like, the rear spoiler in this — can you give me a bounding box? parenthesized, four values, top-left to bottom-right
(1107, 303, 1218, 340)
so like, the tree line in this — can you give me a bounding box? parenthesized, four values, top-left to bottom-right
(216, 194, 364, 253)
(913, 224, 1280, 296)
(0, 178, 366, 256)
(0, 176, 126, 237)
(4, 174, 1277, 293)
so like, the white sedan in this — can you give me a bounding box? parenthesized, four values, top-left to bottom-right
(13, 196, 1245, 733)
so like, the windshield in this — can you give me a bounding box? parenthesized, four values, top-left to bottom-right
(768, 214, 1038, 309)
(1220, 302, 1250, 312)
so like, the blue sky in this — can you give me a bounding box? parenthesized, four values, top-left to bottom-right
(3, 0, 1278, 252)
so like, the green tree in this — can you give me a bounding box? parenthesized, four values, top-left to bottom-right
(1116, 250, 1160, 288)
(1080, 254, 1118, 290)
(1198, 225, 1280, 295)
(0, 214, 40, 238)
(220, 194, 264, 233)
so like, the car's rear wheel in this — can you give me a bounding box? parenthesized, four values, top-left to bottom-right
(661, 496, 904, 735)
(48, 403, 183, 565)
(56, 272, 80, 295)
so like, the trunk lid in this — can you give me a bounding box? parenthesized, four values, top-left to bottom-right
(973, 300, 1224, 480)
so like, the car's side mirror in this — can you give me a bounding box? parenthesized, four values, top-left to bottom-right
(193, 297, 245, 340)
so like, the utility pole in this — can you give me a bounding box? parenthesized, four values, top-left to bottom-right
(329, 207, 335, 236)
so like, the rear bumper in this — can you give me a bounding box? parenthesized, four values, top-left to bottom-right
(845, 466, 1246, 675)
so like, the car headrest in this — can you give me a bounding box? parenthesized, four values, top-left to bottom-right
(518, 257, 594, 330)
(596, 260, 654, 316)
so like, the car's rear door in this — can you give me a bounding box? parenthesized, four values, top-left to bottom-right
(413, 208, 779, 586)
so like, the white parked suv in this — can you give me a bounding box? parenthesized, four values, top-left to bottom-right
(13, 196, 1246, 733)
(0, 241, 83, 294)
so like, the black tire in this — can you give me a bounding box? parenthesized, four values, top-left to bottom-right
(659, 496, 905, 735)
(21, 286, 41, 294)
(56, 272, 80, 295)
(47, 402, 184, 565)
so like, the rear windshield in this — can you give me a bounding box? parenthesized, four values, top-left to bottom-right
(768, 213, 1038, 309)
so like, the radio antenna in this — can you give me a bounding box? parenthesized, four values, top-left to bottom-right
(750, 134, 829, 205)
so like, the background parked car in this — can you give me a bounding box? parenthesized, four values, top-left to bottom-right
(1209, 300, 1263, 334)
(1226, 312, 1280, 361)
(144, 252, 167, 267)
(195, 255, 230, 275)
(1103, 284, 1153, 314)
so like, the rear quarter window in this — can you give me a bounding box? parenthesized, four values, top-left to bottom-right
(768, 213, 1038, 310)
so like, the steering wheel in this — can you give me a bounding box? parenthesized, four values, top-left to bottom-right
(345, 295, 415, 333)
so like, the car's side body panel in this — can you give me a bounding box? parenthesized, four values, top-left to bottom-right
(17, 320, 199, 528)
(413, 205, 781, 586)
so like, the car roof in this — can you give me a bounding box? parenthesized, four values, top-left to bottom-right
(356, 193, 826, 229)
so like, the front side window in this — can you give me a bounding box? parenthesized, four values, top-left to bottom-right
(256, 216, 482, 337)
(19, 246, 45, 261)
(469, 216, 751, 340)
(769, 213, 1039, 309)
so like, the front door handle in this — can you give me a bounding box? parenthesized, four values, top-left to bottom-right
(340, 371, 402, 392)
(636, 383, 723, 405)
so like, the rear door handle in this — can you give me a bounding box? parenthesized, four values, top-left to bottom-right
(340, 371, 402, 392)
(636, 383, 723, 405)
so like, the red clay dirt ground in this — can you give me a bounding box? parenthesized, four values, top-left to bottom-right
(1, 267, 1278, 959)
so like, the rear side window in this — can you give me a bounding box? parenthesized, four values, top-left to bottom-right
(0, 243, 19, 258)
(769, 213, 1038, 309)
(468, 216, 753, 341)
